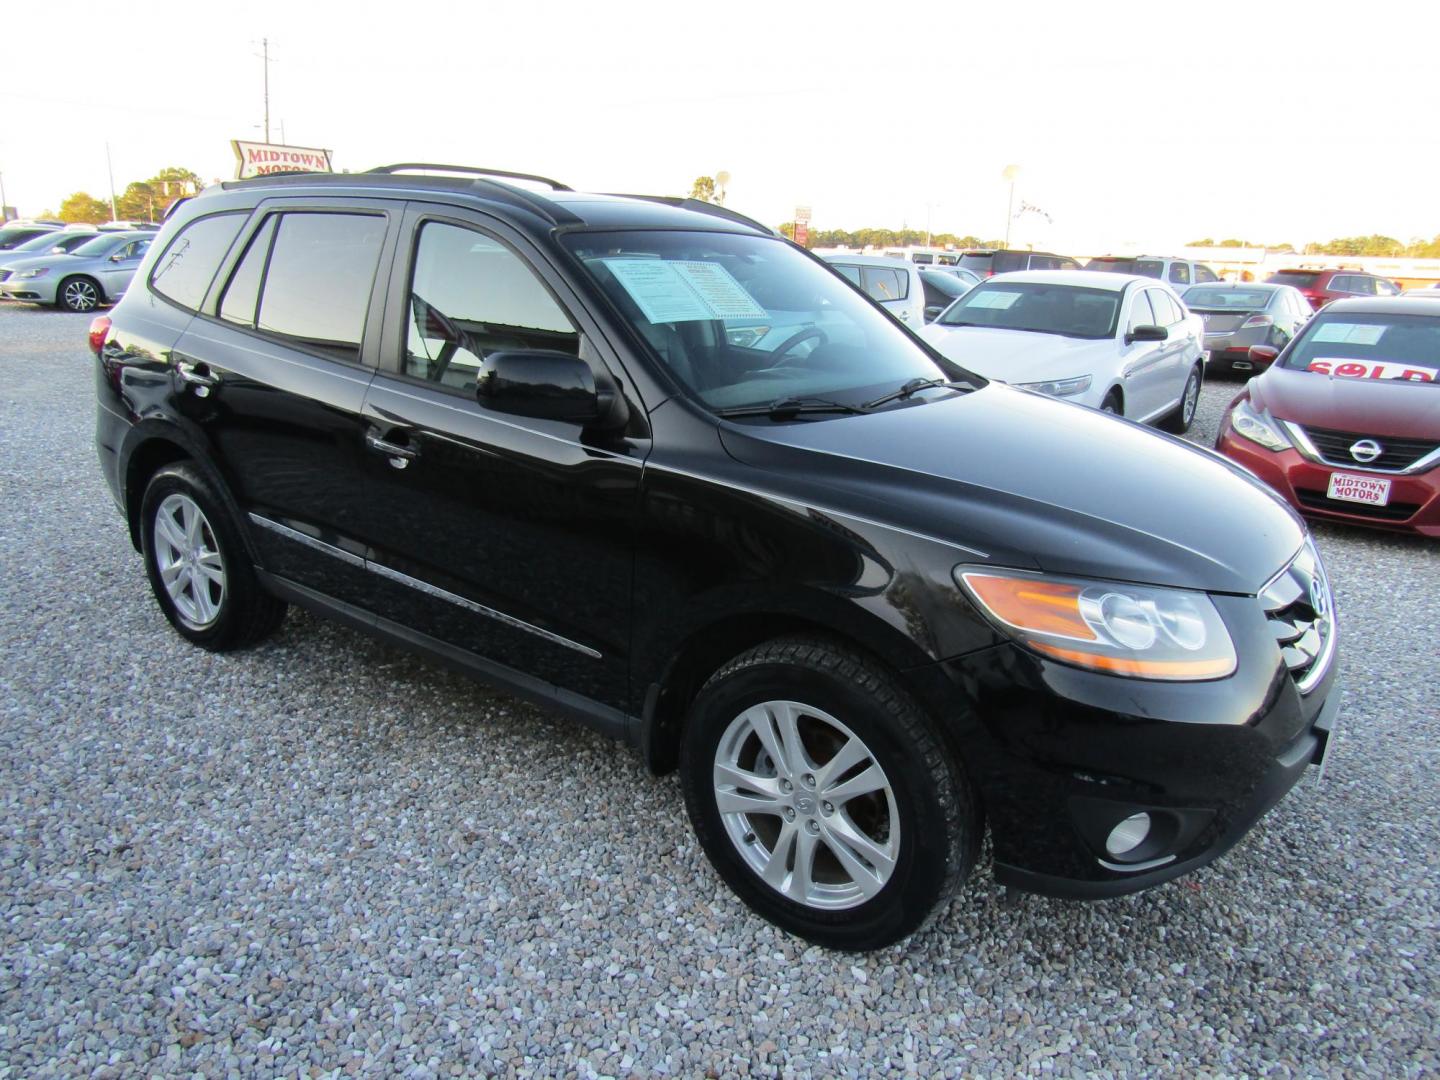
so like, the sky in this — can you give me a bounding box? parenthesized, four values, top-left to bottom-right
(3, 0, 1436, 255)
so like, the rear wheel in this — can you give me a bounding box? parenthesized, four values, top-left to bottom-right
(57, 276, 101, 313)
(679, 638, 979, 950)
(139, 463, 286, 650)
(1160, 364, 1202, 433)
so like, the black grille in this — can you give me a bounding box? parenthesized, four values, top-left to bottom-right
(1295, 488, 1421, 522)
(0, 270, 10, 283)
(1261, 543, 1335, 693)
(1300, 424, 1438, 472)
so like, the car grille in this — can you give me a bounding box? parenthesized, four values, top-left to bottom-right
(1295, 488, 1421, 522)
(0, 270, 10, 283)
(1299, 424, 1439, 472)
(1260, 540, 1336, 694)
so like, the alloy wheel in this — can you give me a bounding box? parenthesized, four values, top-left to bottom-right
(1183, 371, 1200, 424)
(713, 700, 900, 910)
(62, 279, 98, 312)
(152, 493, 226, 630)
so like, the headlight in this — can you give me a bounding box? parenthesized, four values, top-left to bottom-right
(1229, 398, 1290, 452)
(957, 568, 1237, 680)
(16, 268, 50, 280)
(1016, 374, 1092, 398)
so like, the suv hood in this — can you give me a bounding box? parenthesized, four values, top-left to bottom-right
(719, 383, 1302, 594)
(1249, 365, 1440, 439)
(916, 325, 1113, 383)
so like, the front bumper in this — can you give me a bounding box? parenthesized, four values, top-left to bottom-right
(0, 276, 59, 303)
(1216, 422, 1440, 537)
(909, 582, 1339, 898)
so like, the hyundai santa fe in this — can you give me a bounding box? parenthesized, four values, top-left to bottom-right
(90, 164, 1340, 950)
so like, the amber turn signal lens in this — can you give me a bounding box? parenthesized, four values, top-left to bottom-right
(961, 574, 1095, 641)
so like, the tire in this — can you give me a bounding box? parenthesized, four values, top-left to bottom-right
(57, 276, 101, 313)
(1160, 363, 1202, 434)
(1100, 389, 1123, 416)
(679, 637, 979, 951)
(139, 463, 286, 650)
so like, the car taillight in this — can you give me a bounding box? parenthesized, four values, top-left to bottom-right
(1240, 314, 1273, 328)
(88, 315, 111, 356)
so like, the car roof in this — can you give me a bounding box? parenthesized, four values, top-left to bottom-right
(986, 269, 1141, 291)
(820, 253, 914, 268)
(206, 168, 776, 238)
(1319, 297, 1440, 316)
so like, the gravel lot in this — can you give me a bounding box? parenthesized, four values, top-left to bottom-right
(1, 302, 1436, 1078)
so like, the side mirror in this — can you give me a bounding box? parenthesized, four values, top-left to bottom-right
(924, 305, 945, 322)
(475, 349, 628, 430)
(1124, 324, 1168, 345)
(1249, 345, 1280, 365)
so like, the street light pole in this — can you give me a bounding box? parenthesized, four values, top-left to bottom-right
(1002, 164, 1020, 248)
(106, 143, 118, 222)
(262, 37, 271, 144)
(0, 171, 8, 221)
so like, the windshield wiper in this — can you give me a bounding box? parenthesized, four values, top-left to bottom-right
(715, 396, 870, 420)
(863, 377, 974, 410)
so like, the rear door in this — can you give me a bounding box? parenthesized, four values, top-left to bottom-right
(170, 199, 400, 608)
(356, 204, 646, 712)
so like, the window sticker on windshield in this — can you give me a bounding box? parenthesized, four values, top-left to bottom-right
(1307, 358, 1437, 382)
(1311, 323, 1386, 346)
(602, 258, 766, 324)
(967, 290, 1022, 310)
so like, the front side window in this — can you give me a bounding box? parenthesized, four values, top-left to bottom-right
(1169, 262, 1191, 285)
(1283, 312, 1440, 384)
(939, 281, 1122, 340)
(1194, 264, 1219, 283)
(859, 266, 908, 302)
(220, 212, 386, 361)
(405, 222, 578, 394)
(1151, 291, 1184, 326)
(565, 230, 956, 411)
(1133, 259, 1164, 280)
(1127, 290, 1158, 332)
(114, 239, 152, 261)
(150, 213, 245, 311)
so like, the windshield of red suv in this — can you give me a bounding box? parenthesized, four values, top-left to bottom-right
(564, 230, 960, 411)
(1284, 311, 1440, 384)
(935, 280, 1121, 339)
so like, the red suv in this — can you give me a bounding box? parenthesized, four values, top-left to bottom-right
(1216, 297, 1440, 536)
(1266, 268, 1401, 311)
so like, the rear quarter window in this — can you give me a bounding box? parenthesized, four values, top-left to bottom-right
(149, 213, 247, 311)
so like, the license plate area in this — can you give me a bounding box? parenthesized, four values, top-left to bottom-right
(1327, 472, 1390, 506)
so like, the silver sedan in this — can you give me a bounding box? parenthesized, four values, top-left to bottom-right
(0, 231, 154, 312)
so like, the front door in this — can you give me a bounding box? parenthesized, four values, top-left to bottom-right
(169, 201, 399, 607)
(357, 207, 646, 713)
(98, 237, 153, 301)
(1120, 287, 1173, 419)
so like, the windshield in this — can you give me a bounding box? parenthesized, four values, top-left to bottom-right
(10, 232, 72, 253)
(70, 234, 127, 257)
(1268, 271, 1320, 287)
(1284, 312, 1440, 384)
(935, 280, 1121, 339)
(564, 230, 964, 411)
(0, 228, 52, 249)
(1184, 286, 1274, 309)
(1086, 258, 1134, 273)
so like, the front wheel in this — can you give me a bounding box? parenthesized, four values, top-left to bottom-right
(139, 463, 286, 650)
(57, 276, 101, 313)
(1160, 364, 1202, 433)
(680, 638, 979, 950)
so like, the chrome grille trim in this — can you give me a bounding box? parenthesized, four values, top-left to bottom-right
(1260, 538, 1337, 694)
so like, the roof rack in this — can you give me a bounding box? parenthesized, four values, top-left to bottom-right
(367, 163, 572, 191)
(603, 195, 778, 236)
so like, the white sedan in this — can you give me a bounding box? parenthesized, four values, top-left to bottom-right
(917, 270, 1206, 431)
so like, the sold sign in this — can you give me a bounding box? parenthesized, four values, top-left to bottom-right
(1308, 358, 1437, 382)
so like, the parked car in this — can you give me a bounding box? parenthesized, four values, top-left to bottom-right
(918, 267, 975, 318)
(1216, 296, 1439, 535)
(0, 222, 62, 251)
(0, 228, 99, 260)
(1266, 268, 1402, 310)
(925, 264, 984, 291)
(0, 230, 154, 311)
(829, 256, 927, 328)
(918, 270, 1205, 430)
(1181, 282, 1313, 376)
(955, 248, 1081, 277)
(882, 248, 960, 266)
(1087, 255, 1221, 290)
(90, 165, 1338, 950)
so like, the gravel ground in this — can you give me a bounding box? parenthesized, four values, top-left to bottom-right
(1, 303, 1436, 1078)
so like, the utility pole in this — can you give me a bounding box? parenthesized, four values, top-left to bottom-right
(1002, 164, 1020, 248)
(106, 143, 118, 221)
(262, 37, 271, 144)
(0, 171, 9, 221)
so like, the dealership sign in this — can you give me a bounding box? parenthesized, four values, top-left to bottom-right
(231, 140, 333, 179)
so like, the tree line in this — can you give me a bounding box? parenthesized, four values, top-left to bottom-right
(1188, 235, 1440, 258)
(47, 167, 203, 224)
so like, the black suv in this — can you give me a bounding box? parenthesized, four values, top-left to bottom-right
(91, 165, 1339, 950)
(956, 248, 1081, 276)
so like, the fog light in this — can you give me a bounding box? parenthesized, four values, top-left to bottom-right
(1105, 812, 1151, 857)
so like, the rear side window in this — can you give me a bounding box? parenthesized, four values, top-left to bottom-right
(1030, 255, 1060, 271)
(993, 252, 1026, 273)
(1268, 271, 1319, 287)
(859, 266, 909, 302)
(958, 253, 995, 272)
(830, 263, 862, 286)
(150, 213, 246, 311)
(220, 212, 386, 362)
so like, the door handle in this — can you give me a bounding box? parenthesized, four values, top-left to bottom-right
(175, 359, 219, 395)
(365, 430, 419, 469)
